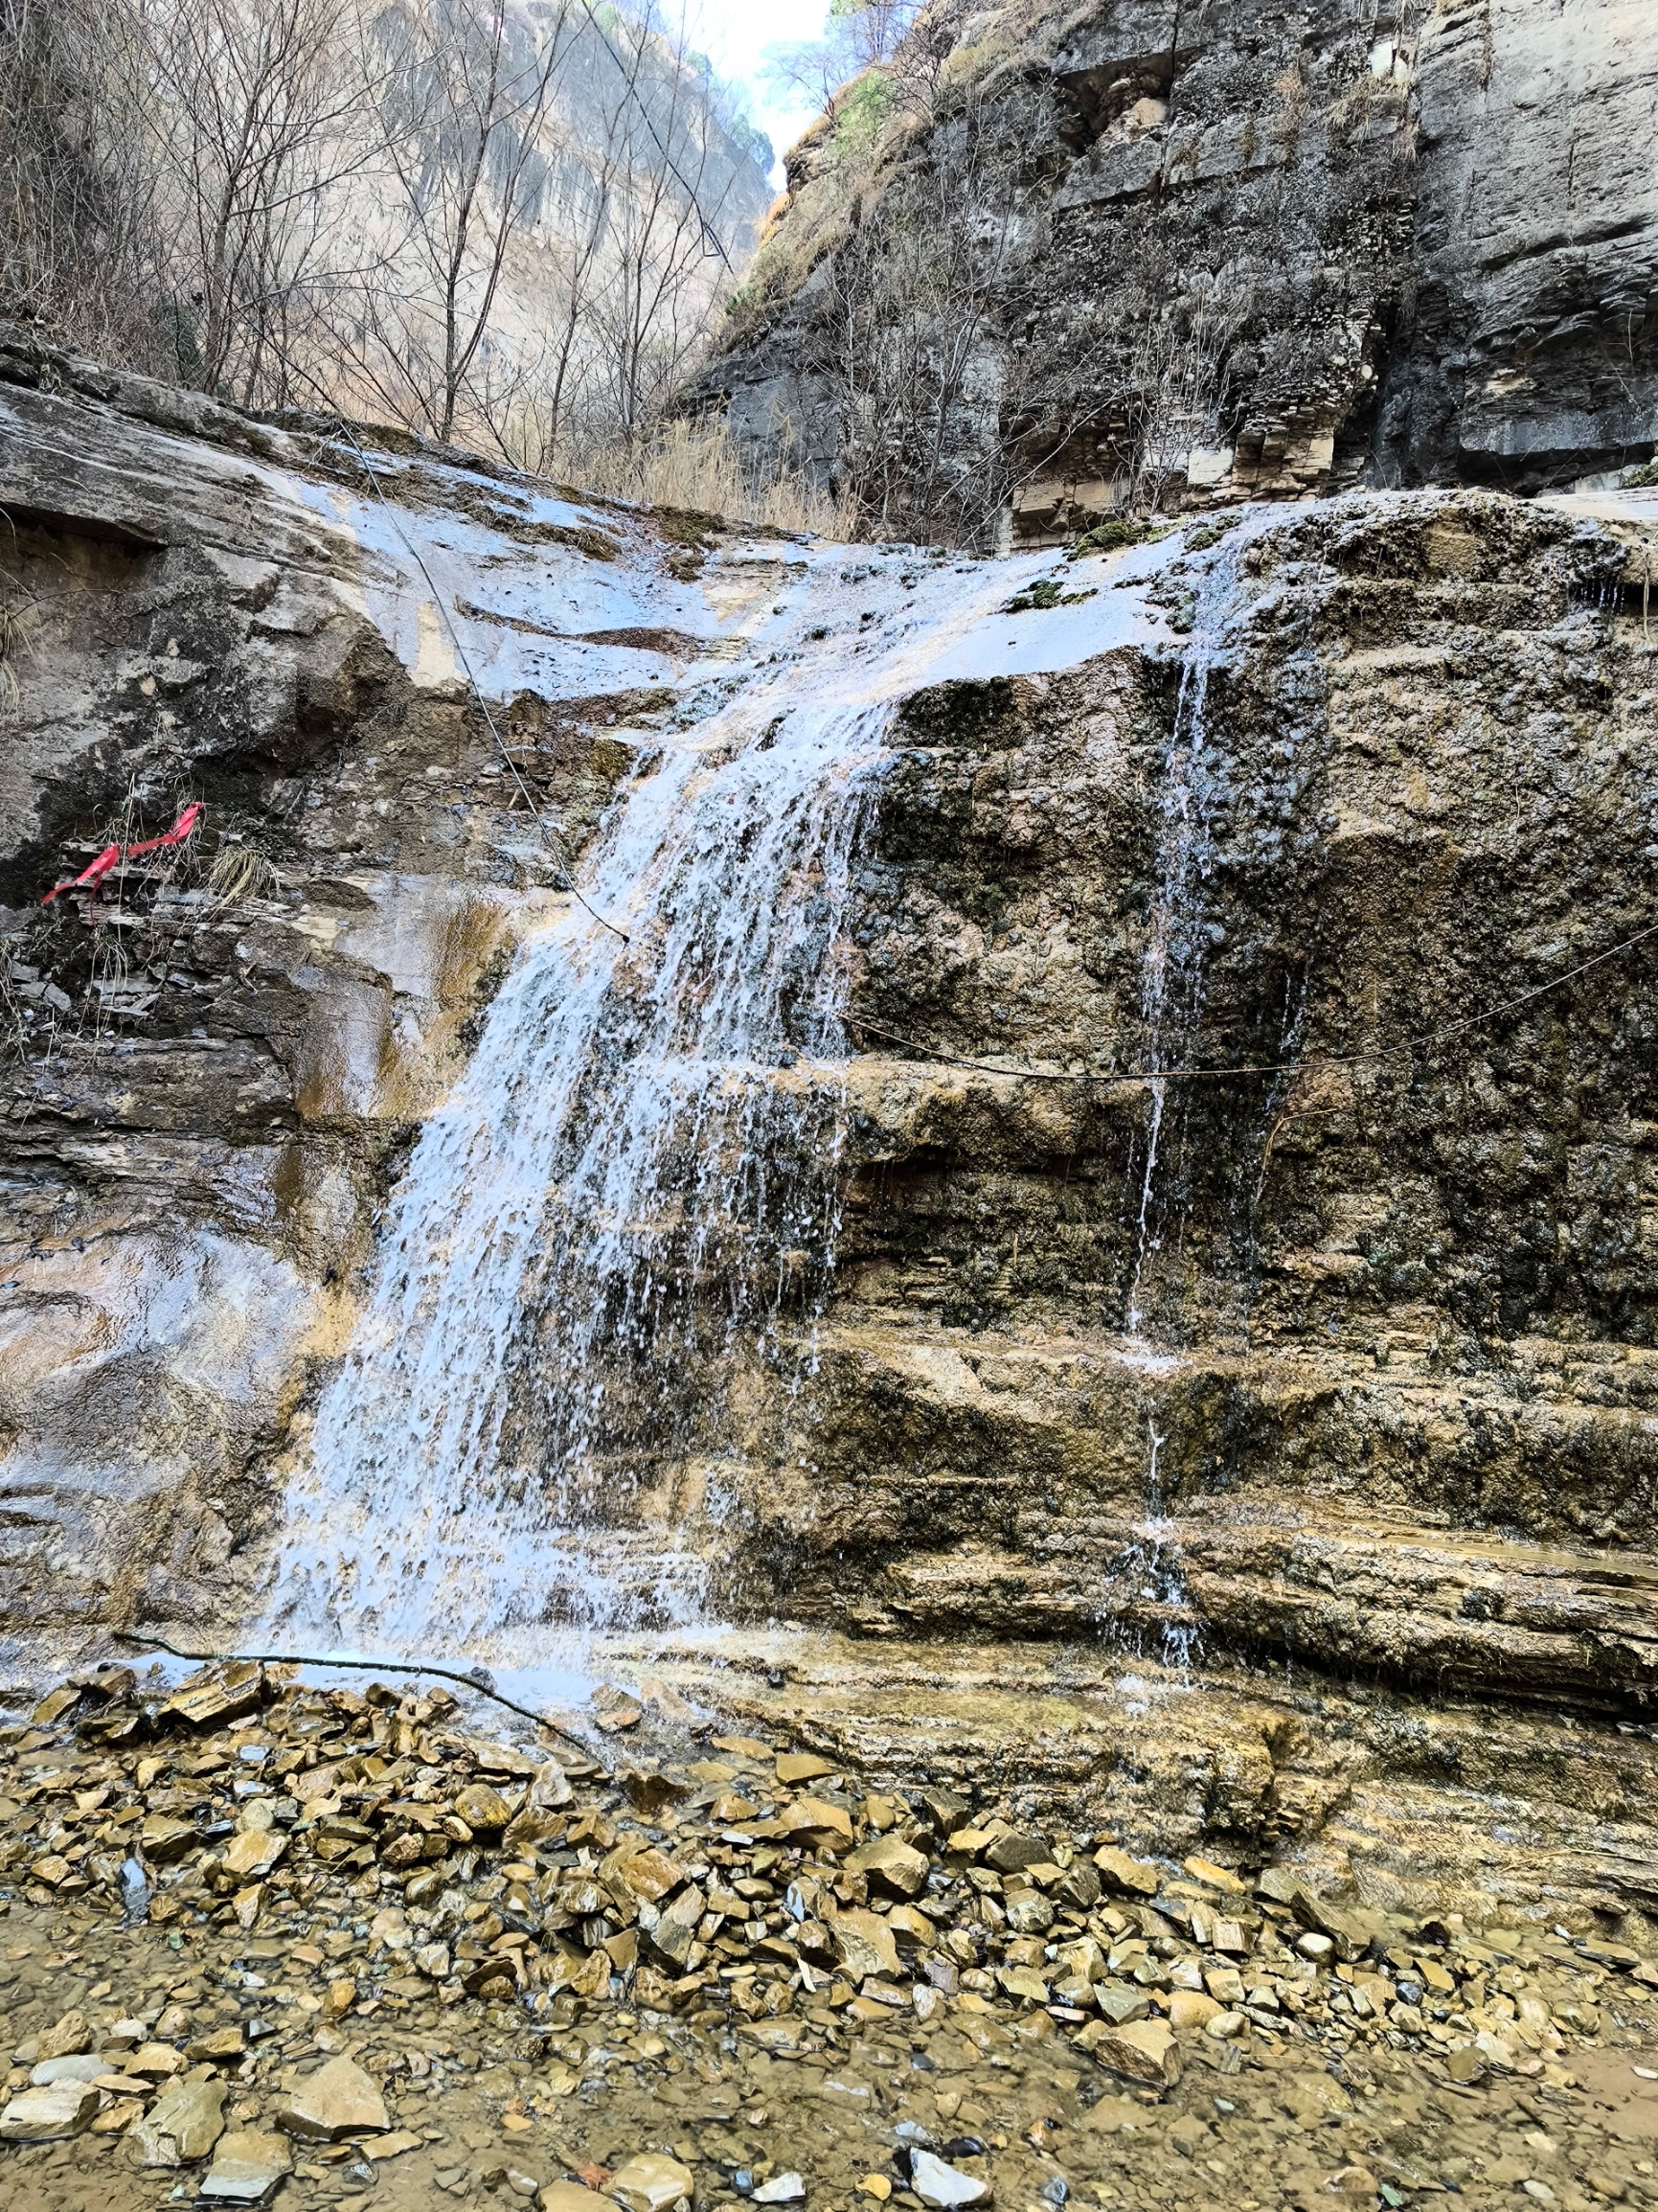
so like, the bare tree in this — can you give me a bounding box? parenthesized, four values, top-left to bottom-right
(140, 0, 378, 403)
(0, 0, 163, 363)
(817, 83, 1039, 545)
(593, 5, 746, 453)
(763, 0, 921, 117)
(337, 0, 578, 444)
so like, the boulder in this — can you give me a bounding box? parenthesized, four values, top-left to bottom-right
(910, 2151, 993, 2208)
(983, 1831, 1048, 1876)
(1092, 2018, 1182, 2087)
(31, 2053, 110, 2085)
(36, 2010, 93, 2059)
(454, 1782, 512, 1832)
(776, 1753, 835, 1784)
(200, 2128, 293, 2203)
(543, 2185, 608, 2212)
(607, 2152, 696, 2212)
(832, 1908, 901, 1981)
(129, 2077, 228, 2166)
(1093, 1847, 1160, 1899)
(848, 1833, 930, 1899)
(775, 1795, 854, 1852)
(222, 1828, 287, 1881)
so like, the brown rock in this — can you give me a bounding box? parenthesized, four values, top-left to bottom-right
(647, 1886, 706, 1969)
(90, 2098, 148, 2136)
(453, 1782, 512, 1832)
(1093, 1847, 1160, 1899)
(776, 1795, 853, 1851)
(1168, 1990, 1225, 2030)
(141, 1814, 198, 1864)
(607, 2151, 695, 2212)
(848, 1833, 930, 1899)
(129, 2077, 228, 2165)
(186, 2028, 245, 2064)
(984, 1831, 1048, 1875)
(776, 1753, 835, 1784)
(1092, 2018, 1182, 2087)
(1183, 1855, 1246, 1895)
(543, 2185, 609, 2212)
(36, 2011, 92, 2060)
(602, 1844, 685, 1904)
(200, 2127, 293, 2202)
(887, 1904, 937, 1949)
(222, 1829, 286, 1881)
(165, 1664, 264, 1730)
(128, 2044, 186, 2079)
(273, 2055, 390, 2139)
(0, 2081, 101, 2140)
(833, 1909, 901, 1981)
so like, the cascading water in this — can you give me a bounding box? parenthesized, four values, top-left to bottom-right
(1116, 514, 1281, 1666)
(261, 696, 889, 1659)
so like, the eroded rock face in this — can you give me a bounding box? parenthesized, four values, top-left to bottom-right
(698, 0, 1658, 539)
(4, 330, 1658, 1930)
(736, 490, 1658, 1723)
(0, 330, 775, 1654)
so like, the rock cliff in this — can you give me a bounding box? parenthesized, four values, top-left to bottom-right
(696, 0, 1658, 543)
(4, 326, 1658, 1925)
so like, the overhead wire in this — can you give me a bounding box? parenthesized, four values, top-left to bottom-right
(111, 1630, 596, 1757)
(297, 386, 630, 944)
(845, 915, 1658, 1089)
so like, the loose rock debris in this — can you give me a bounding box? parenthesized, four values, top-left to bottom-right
(1, 1662, 1657, 2210)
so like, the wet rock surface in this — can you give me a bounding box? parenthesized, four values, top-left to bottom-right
(6, 325, 1658, 2212)
(1, 1660, 1658, 2210)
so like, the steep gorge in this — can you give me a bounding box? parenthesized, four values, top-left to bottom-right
(699, 0, 1658, 543)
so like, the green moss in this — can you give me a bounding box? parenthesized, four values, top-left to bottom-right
(1070, 517, 1153, 557)
(833, 69, 893, 162)
(1001, 578, 1098, 613)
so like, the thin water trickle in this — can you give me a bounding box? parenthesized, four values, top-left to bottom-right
(261, 696, 891, 1659)
(1125, 518, 1273, 1341)
(1117, 514, 1283, 1663)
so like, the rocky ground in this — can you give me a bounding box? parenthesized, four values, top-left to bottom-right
(2, 1660, 1658, 2212)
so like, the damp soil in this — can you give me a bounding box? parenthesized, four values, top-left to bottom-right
(4, 1895, 1658, 2212)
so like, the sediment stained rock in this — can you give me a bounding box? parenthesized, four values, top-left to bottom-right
(2, 332, 1658, 1941)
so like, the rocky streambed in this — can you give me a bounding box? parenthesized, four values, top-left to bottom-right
(2, 1659, 1658, 2212)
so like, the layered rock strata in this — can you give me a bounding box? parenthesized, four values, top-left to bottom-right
(4, 337, 1658, 1927)
(697, 0, 1658, 540)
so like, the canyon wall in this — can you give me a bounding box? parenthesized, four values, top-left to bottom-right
(696, 0, 1658, 542)
(4, 328, 1658, 1911)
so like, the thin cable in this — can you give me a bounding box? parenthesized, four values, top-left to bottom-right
(300, 392, 630, 944)
(846, 915, 1658, 1088)
(571, 0, 736, 272)
(111, 1629, 596, 1756)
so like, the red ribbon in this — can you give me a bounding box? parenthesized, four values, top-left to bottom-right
(42, 801, 203, 904)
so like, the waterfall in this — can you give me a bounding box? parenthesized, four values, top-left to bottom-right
(1125, 517, 1271, 1339)
(262, 696, 890, 1658)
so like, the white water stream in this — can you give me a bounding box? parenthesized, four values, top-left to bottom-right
(263, 696, 889, 1655)
(257, 467, 1182, 1675)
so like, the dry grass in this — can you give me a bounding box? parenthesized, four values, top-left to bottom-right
(0, 576, 39, 712)
(206, 842, 279, 909)
(560, 416, 856, 540)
